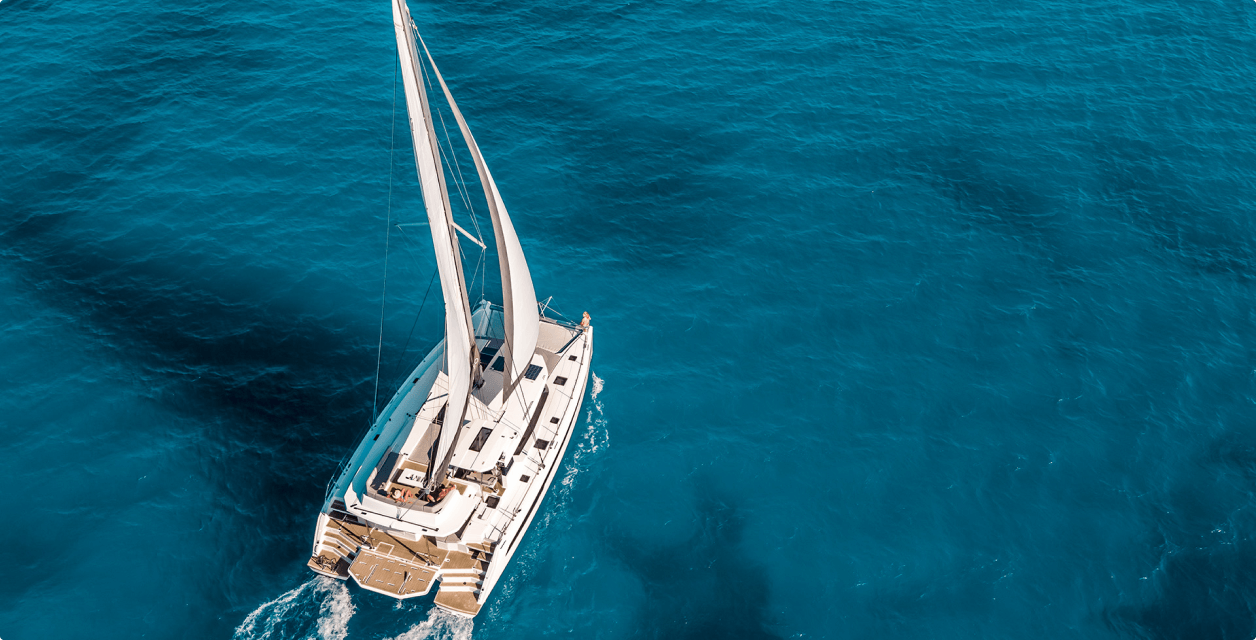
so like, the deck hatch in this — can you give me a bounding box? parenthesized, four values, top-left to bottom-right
(535, 439, 550, 450)
(524, 364, 543, 380)
(468, 427, 494, 452)
(553, 376, 568, 386)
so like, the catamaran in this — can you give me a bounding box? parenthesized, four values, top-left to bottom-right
(307, 0, 593, 618)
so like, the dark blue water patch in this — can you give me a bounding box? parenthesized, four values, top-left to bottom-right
(604, 495, 780, 640)
(1105, 430, 1256, 639)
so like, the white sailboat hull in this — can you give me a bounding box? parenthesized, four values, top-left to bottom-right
(309, 304, 592, 616)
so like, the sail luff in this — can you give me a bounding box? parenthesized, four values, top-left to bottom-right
(417, 37, 540, 404)
(392, 0, 475, 490)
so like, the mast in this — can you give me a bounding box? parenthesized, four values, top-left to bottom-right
(392, 0, 476, 491)
(418, 37, 540, 404)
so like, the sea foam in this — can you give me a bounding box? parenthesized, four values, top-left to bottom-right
(233, 577, 355, 640)
(384, 608, 474, 640)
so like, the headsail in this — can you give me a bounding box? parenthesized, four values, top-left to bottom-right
(392, 0, 476, 490)
(418, 38, 540, 404)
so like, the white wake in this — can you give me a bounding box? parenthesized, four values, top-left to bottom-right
(562, 371, 608, 491)
(233, 577, 355, 640)
(384, 608, 474, 640)
(591, 371, 604, 399)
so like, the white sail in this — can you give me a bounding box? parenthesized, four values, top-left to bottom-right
(392, 0, 475, 487)
(418, 38, 540, 403)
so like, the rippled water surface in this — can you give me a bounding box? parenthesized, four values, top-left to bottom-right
(3, 0, 1256, 638)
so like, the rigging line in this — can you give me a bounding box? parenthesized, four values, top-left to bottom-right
(433, 103, 476, 219)
(467, 240, 487, 304)
(432, 112, 474, 215)
(434, 101, 485, 242)
(479, 245, 487, 302)
(433, 117, 483, 244)
(373, 55, 402, 422)
(464, 247, 477, 299)
(543, 301, 573, 322)
(449, 202, 485, 303)
(413, 48, 489, 307)
(410, 30, 477, 279)
(388, 228, 440, 383)
(393, 222, 433, 271)
(414, 32, 489, 255)
(414, 44, 485, 244)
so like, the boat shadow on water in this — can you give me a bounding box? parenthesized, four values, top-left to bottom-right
(0, 201, 392, 607)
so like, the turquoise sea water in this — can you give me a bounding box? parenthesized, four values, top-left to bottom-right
(3, 0, 1256, 638)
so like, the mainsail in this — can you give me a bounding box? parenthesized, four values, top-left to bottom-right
(392, 0, 476, 490)
(418, 38, 540, 404)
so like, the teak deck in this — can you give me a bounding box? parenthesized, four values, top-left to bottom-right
(307, 515, 485, 615)
(348, 550, 436, 597)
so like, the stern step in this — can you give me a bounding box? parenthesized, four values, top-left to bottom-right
(434, 548, 486, 616)
(307, 553, 350, 579)
(434, 589, 482, 617)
